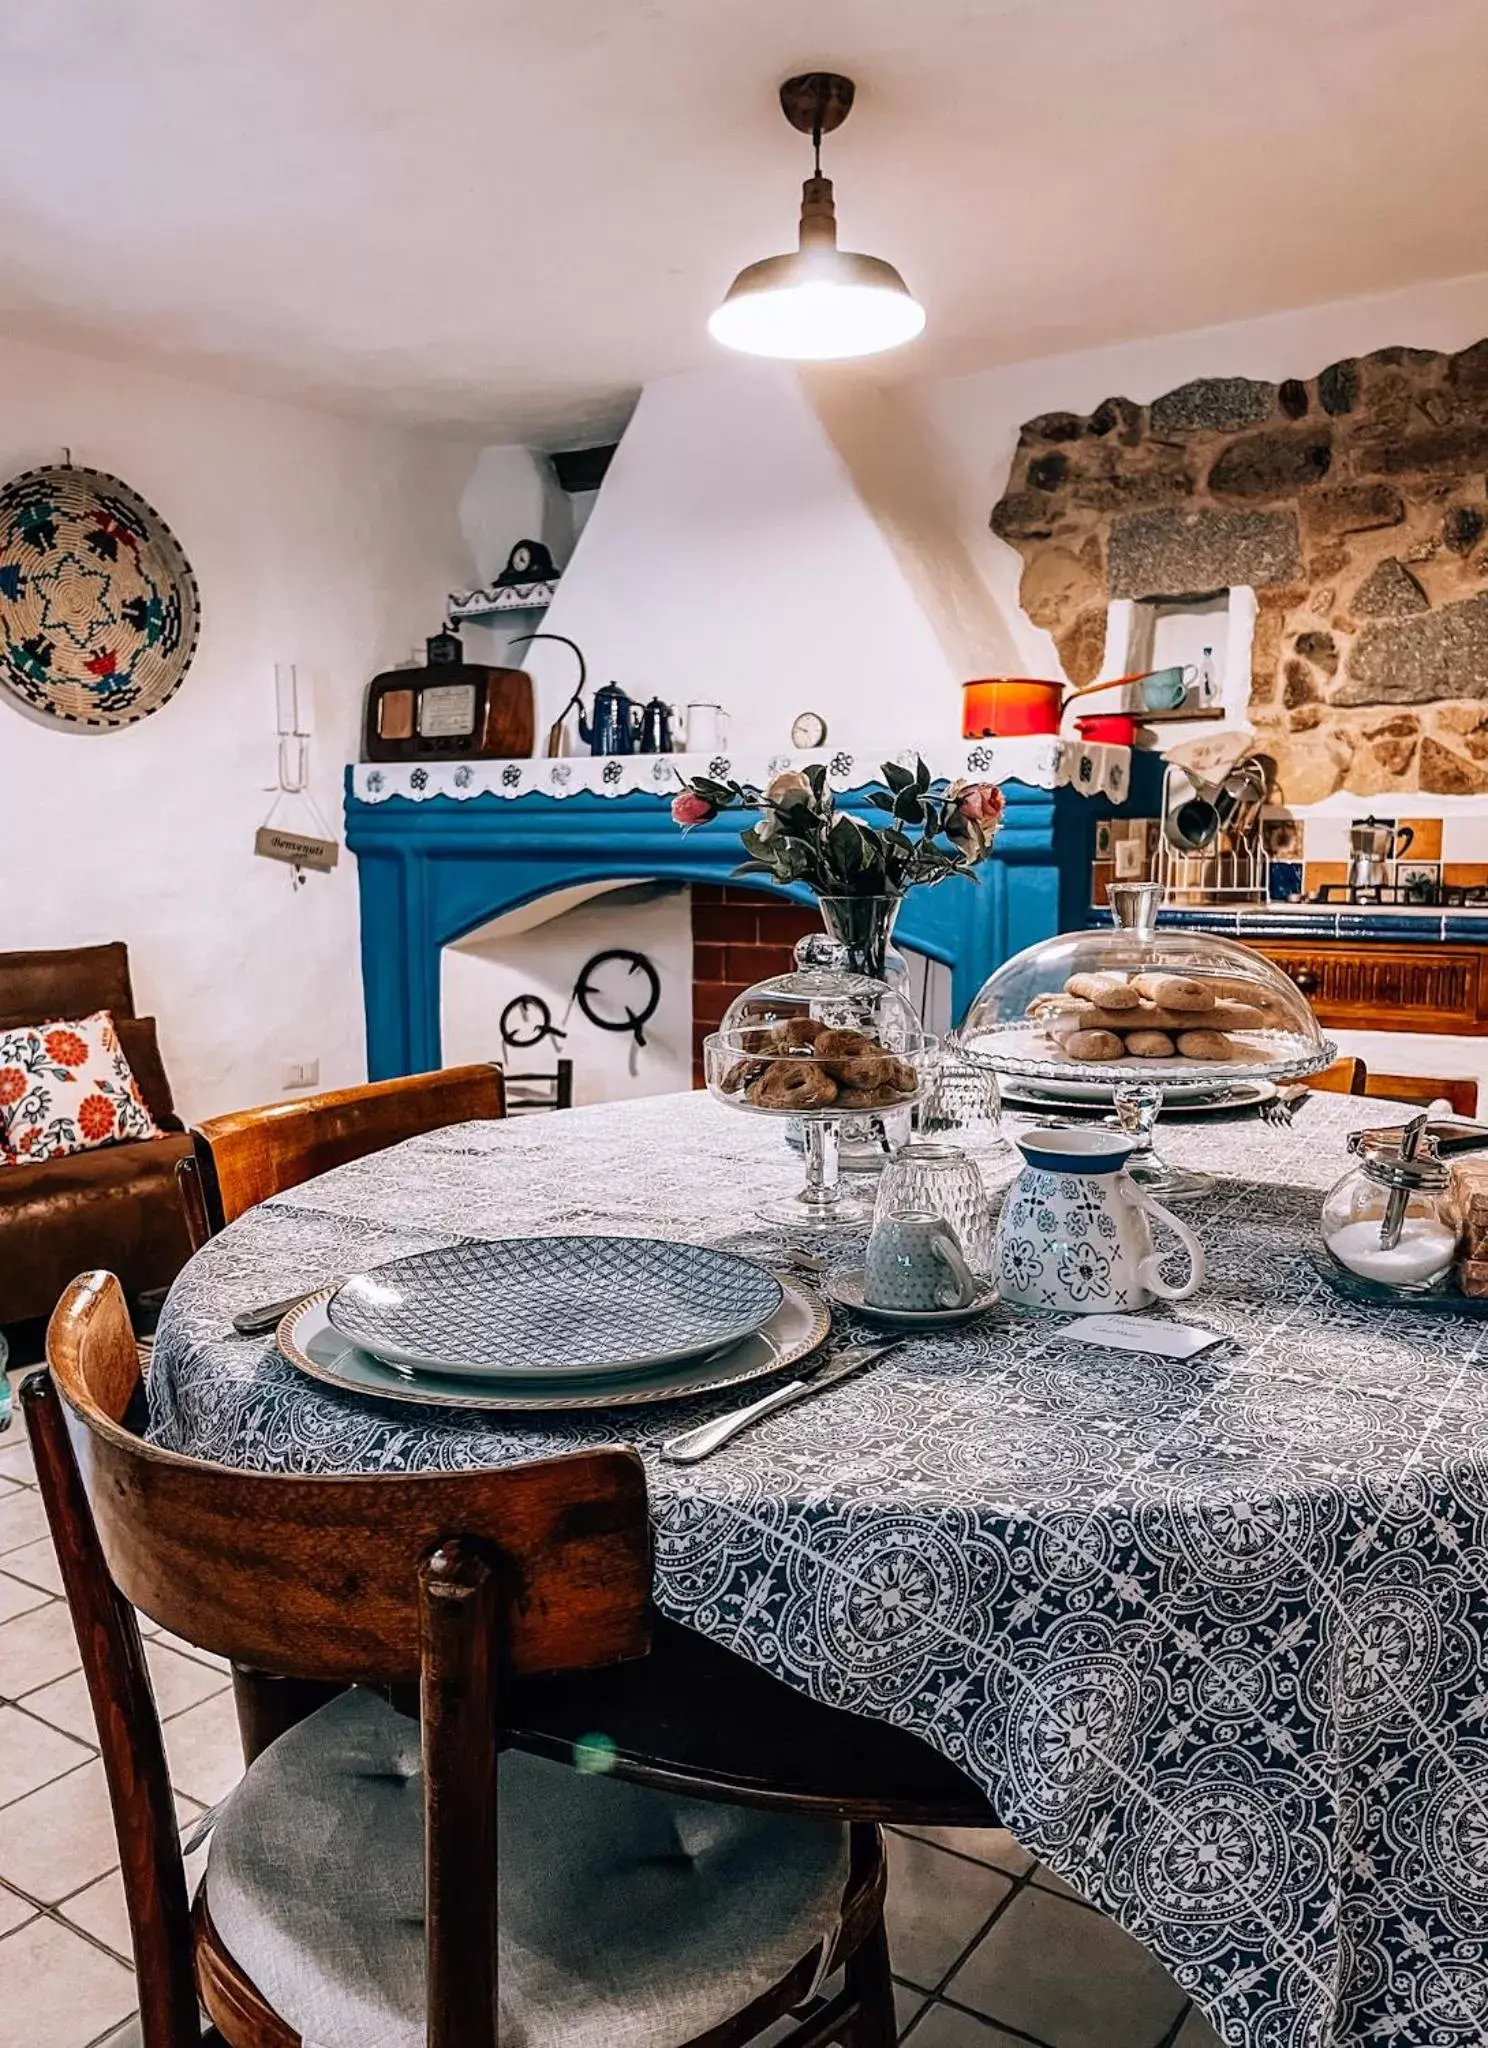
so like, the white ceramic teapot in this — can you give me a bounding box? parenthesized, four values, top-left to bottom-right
(996, 1125, 1204, 1313)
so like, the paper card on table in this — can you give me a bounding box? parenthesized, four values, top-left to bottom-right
(1057, 1313, 1224, 1358)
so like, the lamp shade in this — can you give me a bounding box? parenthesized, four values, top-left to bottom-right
(709, 245, 925, 360)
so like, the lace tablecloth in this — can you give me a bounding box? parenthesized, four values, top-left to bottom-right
(149, 1091, 1488, 2048)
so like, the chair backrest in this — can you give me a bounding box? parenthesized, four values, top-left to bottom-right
(1310, 1056, 1480, 1118)
(191, 1063, 506, 1232)
(26, 1271, 649, 2048)
(0, 940, 135, 1030)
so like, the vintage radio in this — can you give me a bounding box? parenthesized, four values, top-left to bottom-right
(362, 630, 535, 762)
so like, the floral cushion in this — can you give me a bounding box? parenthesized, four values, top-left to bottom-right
(0, 1010, 163, 1165)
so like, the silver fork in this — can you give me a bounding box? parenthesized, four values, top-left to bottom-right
(1259, 1085, 1309, 1129)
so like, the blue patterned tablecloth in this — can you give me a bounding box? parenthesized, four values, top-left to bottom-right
(149, 1091, 1488, 2048)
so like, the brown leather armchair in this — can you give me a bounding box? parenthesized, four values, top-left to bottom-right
(0, 944, 193, 1326)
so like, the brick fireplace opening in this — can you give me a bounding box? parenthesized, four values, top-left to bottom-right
(689, 885, 820, 1088)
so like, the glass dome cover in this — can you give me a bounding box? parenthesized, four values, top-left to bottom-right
(710, 964, 926, 1117)
(956, 883, 1333, 1089)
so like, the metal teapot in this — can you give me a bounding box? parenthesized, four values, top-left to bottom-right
(579, 681, 641, 756)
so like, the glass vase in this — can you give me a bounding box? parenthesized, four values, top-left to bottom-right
(816, 893, 916, 1170)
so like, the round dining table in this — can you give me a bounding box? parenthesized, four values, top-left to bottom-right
(149, 1087, 1488, 2048)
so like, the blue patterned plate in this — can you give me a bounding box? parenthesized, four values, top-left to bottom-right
(281, 1278, 828, 1410)
(326, 1236, 784, 1380)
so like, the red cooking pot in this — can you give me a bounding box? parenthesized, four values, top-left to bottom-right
(1075, 711, 1138, 747)
(962, 678, 1064, 739)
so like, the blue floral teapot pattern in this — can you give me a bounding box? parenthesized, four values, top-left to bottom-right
(996, 1126, 1204, 1313)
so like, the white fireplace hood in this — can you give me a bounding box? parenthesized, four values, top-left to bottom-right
(522, 362, 1021, 760)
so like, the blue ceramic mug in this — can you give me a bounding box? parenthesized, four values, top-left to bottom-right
(864, 1212, 980, 1312)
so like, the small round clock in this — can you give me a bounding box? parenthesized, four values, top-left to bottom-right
(790, 710, 828, 750)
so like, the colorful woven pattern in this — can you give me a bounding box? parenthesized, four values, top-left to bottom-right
(0, 463, 199, 728)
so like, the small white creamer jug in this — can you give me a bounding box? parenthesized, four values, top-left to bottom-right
(996, 1126, 1204, 1313)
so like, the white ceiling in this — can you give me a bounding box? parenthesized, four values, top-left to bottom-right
(2, 0, 1486, 443)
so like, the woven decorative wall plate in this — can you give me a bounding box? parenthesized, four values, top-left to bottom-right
(0, 464, 200, 729)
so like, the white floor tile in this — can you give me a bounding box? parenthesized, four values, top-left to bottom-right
(1, 1600, 82, 1695)
(898, 1828, 1035, 1878)
(0, 1704, 93, 1808)
(903, 2002, 1031, 2045)
(944, 1884, 1187, 2048)
(0, 1574, 50, 1626)
(27, 1643, 227, 1747)
(59, 1869, 133, 1962)
(144, 1627, 229, 1674)
(0, 1538, 63, 1596)
(162, 1689, 244, 1806)
(0, 1760, 121, 1901)
(0, 1435, 36, 1487)
(0, 1491, 48, 1558)
(0, 1913, 136, 2048)
(0, 1883, 35, 1936)
(884, 1831, 1012, 1992)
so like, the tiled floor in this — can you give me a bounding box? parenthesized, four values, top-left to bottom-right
(0, 1360, 1221, 2048)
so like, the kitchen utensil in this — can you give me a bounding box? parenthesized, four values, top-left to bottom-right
(683, 703, 730, 753)
(280, 1276, 830, 1413)
(962, 678, 1063, 739)
(578, 681, 641, 757)
(827, 1267, 999, 1328)
(1258, 1084, 1310, 1128)
(1168, 758, 1269, 852)
(326, 1237, 782, 1380)
(1076, 712, 1138, 746)
(995, 1125, 1205, 1312)
(659, 1341, 900, 1463)
(1347, 817, 1415, 895)
(233, 1281, 346, 1337)
(638, 697, 674, 753)
(1001, 1079, 1276, 1119)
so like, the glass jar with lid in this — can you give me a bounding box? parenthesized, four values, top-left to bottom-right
(953, 881, 1334, 1199)
(1321, 1117, 1458, 1292)
(704, 964, 932, 1228)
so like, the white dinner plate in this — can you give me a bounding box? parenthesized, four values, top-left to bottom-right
(279, 1277, 830, 1412)
(1001, 1079, 1277, 1117)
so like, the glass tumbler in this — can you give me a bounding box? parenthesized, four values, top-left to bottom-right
(917, 1049, 1006, 1158)
(873, 1141, 996, 1275)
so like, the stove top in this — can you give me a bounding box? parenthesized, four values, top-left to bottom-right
(1309, 882, 1488, 909)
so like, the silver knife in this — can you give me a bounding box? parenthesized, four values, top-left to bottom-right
(232, 1279, 346, 1337)
(660, 1342, 902, 1464)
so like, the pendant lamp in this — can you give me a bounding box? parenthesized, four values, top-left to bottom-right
(709, 73, 926, 362)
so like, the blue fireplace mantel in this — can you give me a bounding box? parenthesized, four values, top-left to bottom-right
(344, 757, 1159, 1080)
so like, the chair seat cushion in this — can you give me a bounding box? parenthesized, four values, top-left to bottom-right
(205, 1687, 849, 2048)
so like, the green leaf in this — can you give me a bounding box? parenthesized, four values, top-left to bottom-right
(913, 755, 931, 793)
(881, 760, 915, 793)
(730, 858, 778, 878)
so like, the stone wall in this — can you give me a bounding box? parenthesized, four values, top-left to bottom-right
(990, 343, 1488, 801)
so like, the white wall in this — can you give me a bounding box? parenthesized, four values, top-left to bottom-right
(0, 334, 487, 1119)
(442, 884, 693, 1103)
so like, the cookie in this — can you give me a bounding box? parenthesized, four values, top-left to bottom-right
(747, 1059, 839, 1109)
(1176, 1029, 1237, 1061)
(1066, 972, 1141, 1010)
(1062, 1029, 1125, 1062)
(1131, 972, 1215, 1013)
(1125, 1030, 1177, 1057)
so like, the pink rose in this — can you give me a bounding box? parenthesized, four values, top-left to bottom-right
(671, 790, 716, 827)
(956, 783, 1004, 827)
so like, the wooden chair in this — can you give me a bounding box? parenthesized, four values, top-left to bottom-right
(178, 1064, 506, 1247)
(26, 1272, 897, 2048)
(1308, 1057, 1480, 1117)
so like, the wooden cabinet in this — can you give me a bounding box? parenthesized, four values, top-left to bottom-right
(1243, 939, 1488, 1034)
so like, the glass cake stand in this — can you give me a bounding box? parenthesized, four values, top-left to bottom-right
(705, 964, 932, 1228)
(953, 882, 1335, 1199)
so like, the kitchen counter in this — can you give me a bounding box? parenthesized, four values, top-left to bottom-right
(1091, 902, 1488, 943)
